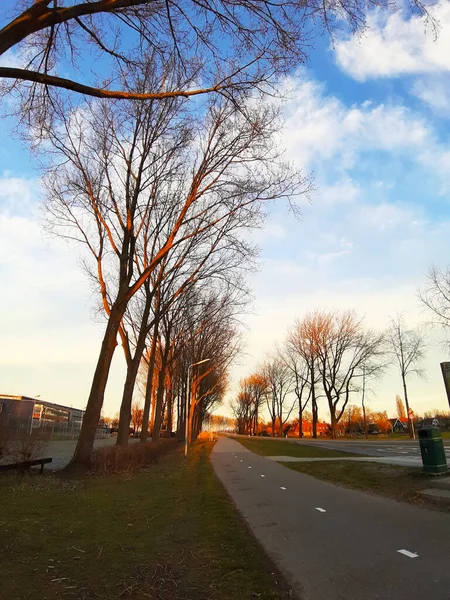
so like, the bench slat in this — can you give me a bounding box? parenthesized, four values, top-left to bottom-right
(0, 458, 53, 472)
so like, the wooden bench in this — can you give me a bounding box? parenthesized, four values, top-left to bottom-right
(0, 457, 53, 474)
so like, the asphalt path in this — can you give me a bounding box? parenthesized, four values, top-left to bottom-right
(211, 437, 450, 600)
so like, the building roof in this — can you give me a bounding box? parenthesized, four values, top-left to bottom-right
(0, 394, 84, 415)
(388, 417, 409, 427)
(0, 394, 35, 404)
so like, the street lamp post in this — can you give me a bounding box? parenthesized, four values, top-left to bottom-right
(185, 358, 210, 458)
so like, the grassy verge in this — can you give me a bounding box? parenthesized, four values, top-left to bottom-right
(1, 442, 290, 600)
(233, 437, 362, 458)
(280, 460, 450, 512)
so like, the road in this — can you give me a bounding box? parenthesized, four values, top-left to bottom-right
(46, 437, 124, 469)
(234, 435, 450, 467)
(211, 437, 450, 600)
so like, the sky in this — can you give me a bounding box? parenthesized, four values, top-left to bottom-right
(1, 1, 450, 421)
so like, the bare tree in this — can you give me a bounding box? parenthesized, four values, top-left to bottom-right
(287, 313, 325, 438)
(261, 359, 294, 436)
(231, 388, 253, 435)
(313, 310, 385, 439)
(44, 73, 305, 467)
(387, 314, 427, 439)
(282, 339, 311, 438)
(130, 401, 144, 434)
(419, 265, 450, 348)
(1, 0, 428, 133)
(231, 374, 267, 435)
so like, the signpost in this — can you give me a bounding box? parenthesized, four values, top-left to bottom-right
(440, 362, 450, 410)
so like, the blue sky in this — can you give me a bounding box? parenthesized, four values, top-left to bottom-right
(1, 1, 450, 420)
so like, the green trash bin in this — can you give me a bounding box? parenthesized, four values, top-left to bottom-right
(418, 427, 448, 474)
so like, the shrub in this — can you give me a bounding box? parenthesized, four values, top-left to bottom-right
(9, 429, 51, 463)
(90, 439, 178, 474)
(0, 428, 14, 461)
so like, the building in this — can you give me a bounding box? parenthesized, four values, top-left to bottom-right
(388, 417, 409, 433)
(287, 420, 330, 437)
(0, 395, 84, 436)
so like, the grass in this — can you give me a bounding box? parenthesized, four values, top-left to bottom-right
(0, 442, 291, 600)
(280, 460, 450, 512)
(233, 436, 362, 458)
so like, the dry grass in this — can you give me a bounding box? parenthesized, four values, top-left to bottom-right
(1, 441, 293, 600)
(281, 460, 450, 512)
(234, 436, 362, 458)
(90, 438, 178, 473)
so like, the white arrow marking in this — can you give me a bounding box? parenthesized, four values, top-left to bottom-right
(397, 549, 418, 559)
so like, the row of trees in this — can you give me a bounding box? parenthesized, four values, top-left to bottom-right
(44, 68, 309, 468)
(226, 403, 450, 438)
(0, 1, 433, 468)
(232, 310, 426, 439)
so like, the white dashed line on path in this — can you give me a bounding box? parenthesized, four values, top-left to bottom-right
(248, 466, 252, 469)
(398, 549, 419, 559)
(315, 507, 326, 513)
(240, 460, 243, 462)
(280, 487, 287, 490)
(260, 475, 265, 478)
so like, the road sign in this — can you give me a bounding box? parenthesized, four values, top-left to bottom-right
(440, 362, 450, 410)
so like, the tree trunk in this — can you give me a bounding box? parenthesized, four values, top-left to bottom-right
(179, 375, 189, 439)
(150, 387, 157, 434)
(192, 410, 199, 441)
(330, 410, 337, 440)
(362, 376, 368, 440)
(311, 362, 318, 438)
(67, 303, 124, 468)
(117, 296, 152, 445)
(140, 319, 159, 443)
(116, 349, 145, 445)
(402, 375, 415, 439)
(151, 357, 167, 442)
(187, 373, 198, 443)
(298, 405, 303, 439)
(166, 384, 173, 436)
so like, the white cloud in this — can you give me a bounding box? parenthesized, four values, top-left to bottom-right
(225, 72, 450, 418)
(0, 49, 28, 70)
(0, 173, 130, 411)
(281, 77, 431, 172)
(411, 76, 450, 113)
(0, 173, 38, 214)
(280, 74, 450, 194)
(334, 1, 450, 81)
